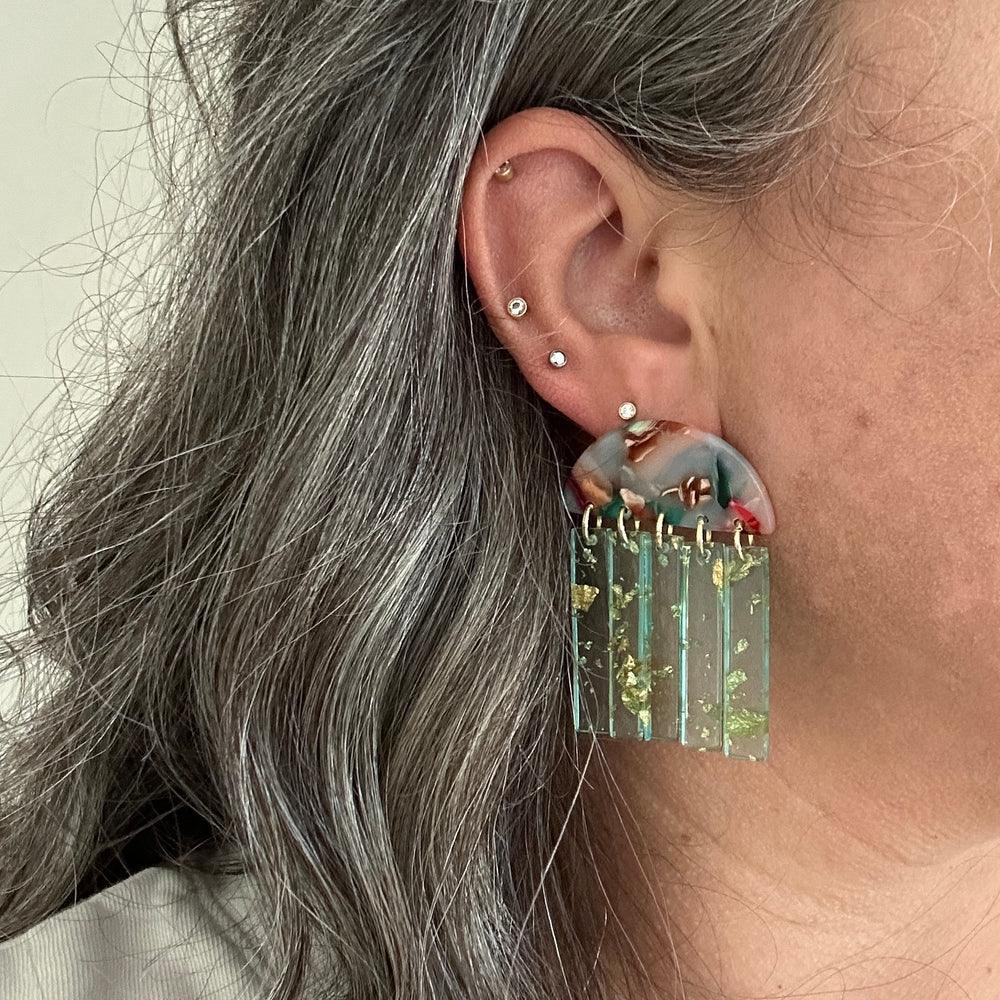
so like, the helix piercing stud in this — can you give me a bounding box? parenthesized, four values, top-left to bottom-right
(507, 297, 528, 319)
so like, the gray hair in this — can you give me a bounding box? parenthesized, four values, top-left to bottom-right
(0, 1, 841, 998)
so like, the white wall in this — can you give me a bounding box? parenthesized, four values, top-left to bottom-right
(0, 2, 149, 639)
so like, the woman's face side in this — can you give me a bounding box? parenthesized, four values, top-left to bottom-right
(720, 0, 1000, 842)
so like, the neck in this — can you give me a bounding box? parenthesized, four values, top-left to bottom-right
(583, 682, 1000, 999)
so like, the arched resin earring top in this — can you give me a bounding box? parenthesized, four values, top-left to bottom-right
(564, 419, 775, 535)
(565, 420, 774, 762)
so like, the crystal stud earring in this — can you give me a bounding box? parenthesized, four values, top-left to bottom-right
(549, 350, 567, 368)
(618, 401, 638, 421)
(507, 297, 528, 319)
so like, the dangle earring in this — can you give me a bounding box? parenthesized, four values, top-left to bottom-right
(564, 414, 775, 761)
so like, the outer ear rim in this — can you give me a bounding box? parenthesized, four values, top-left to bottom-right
(459, 107, 664, 258)
(458, 108, 724, 440)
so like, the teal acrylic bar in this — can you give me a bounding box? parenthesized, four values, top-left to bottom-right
(572, 524, 769, 759)
(570, 526, 611, 735)
(637, 531, 654, 741)
(607, 528, 652, 739)
(723, 545, 770, 760)
(649, 533, 686, 741)
(681, 538, 728, 751)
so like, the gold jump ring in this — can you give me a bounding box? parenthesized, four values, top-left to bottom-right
(696, 515, 712, 556)
(617, 506, 632, 544)
(733, 518, 746, 562)
(582, 504, 600, 546)
(655, 511, 676, 550)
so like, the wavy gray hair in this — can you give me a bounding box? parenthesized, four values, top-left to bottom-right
(1, 1, 841, 998)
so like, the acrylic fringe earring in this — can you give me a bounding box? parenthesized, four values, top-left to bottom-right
(564, 420, 775, 761)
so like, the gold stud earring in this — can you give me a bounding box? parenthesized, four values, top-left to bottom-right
(618, 401, 638, 421)
(494, 160, 514, 181)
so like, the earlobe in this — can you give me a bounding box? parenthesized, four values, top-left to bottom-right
(458, 108, 723, 439)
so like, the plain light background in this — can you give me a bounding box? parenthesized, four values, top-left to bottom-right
(0, 2, 150, 638)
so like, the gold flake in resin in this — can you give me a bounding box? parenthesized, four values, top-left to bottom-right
(571, 584, 600, 612)
(724, 708, 769, 739)
(615, 653, 652, 721)
(610, 583, 636, 618)
(726, 669, 748, 695)
(726, 552, 762, 585)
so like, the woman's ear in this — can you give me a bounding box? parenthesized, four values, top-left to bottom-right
(458, 107, 725, 440)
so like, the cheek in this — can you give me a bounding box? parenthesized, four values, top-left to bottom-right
(721, 237, 1000, 693)
(703, 0, 1000, 820)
